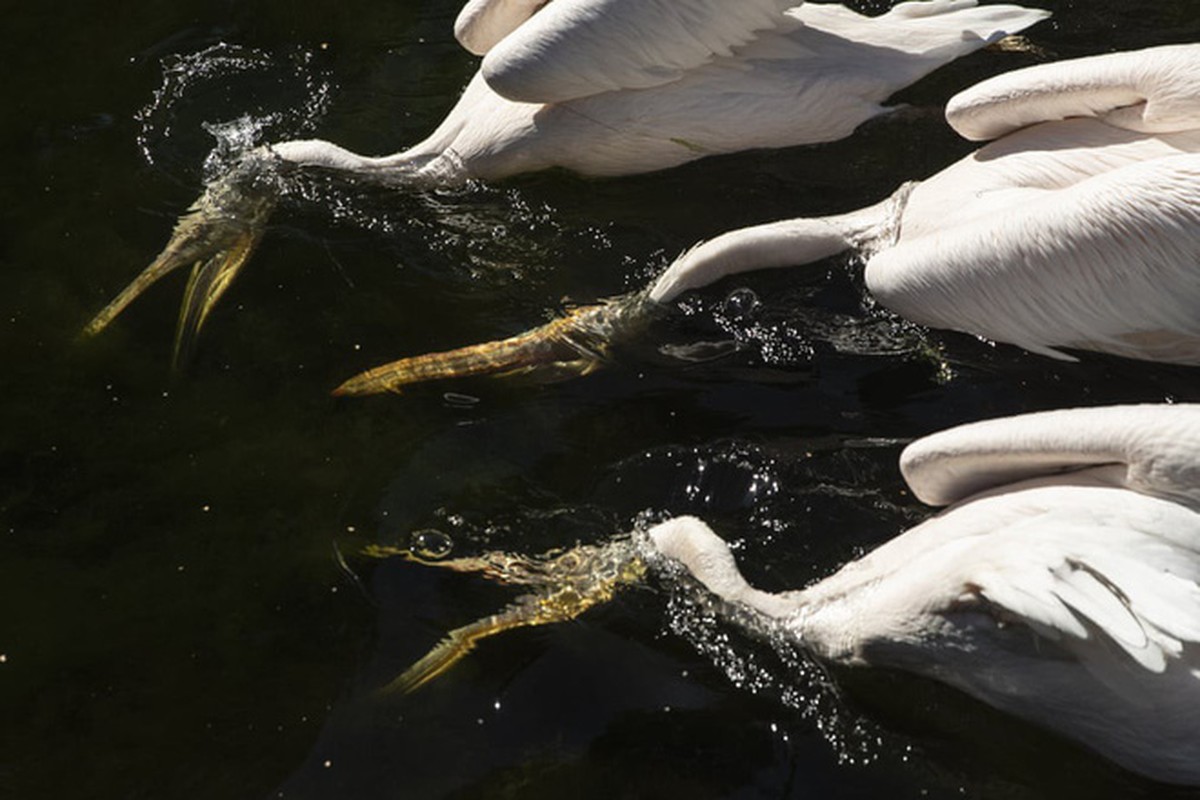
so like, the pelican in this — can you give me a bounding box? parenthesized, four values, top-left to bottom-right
(81, 0, 1048, 363)
(652, 403, 1200, 785)
(337, 43, 1200, 395)
(390, 404, 1200, 785)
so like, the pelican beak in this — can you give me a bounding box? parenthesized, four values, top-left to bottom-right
(368, 537, 646, 694)
(81, 152, 280, 367)
(333, 290, 661, 397)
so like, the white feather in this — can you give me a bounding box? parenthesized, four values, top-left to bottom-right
(479, 0, 798, 103)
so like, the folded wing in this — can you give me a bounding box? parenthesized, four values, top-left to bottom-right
(480, 0, 798, 103)
(900, 404, 1200, 509)
(947, 43, 1200, 140)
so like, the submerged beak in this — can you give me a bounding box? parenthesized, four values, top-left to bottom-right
(81, 152, 280, 367)
(369, 537, 647, 694)
(333, 290, 661, 397)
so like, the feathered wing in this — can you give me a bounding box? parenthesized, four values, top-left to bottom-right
(947, 43, 1200, 140)
(520, 2, 1048, 177)
(899, 404, 1200, 510)
(845, 478, 1200, 783)
(867, 150, 1200, 366)
(478, 0, 797, 103)
(794, 1, 1048, 66)
(928, 488, 1200, 787)
(965, 510, 1200, 674)
(454, 0, 549, 55)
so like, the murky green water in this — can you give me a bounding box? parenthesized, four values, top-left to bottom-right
(3, 2, 1199, 798)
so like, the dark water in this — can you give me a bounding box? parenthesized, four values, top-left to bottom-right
(4, 2, 1199, 798)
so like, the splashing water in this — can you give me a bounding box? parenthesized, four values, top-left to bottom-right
(280, 171, 596, 295)
(136, 42, 332, 176)
(367, 493, 910, 767)
(664, 248, 948, 372)
(135, 40, 597, 298)
(648, 537, 887, 768)
(604, 438, 916, 543)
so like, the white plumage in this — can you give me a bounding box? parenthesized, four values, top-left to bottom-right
(469, 0, 799, 102)
(650, 403, 1200, 785)
(645, 44, 1200, 365)
(454, 0, 548, 54)
(277, 0, 1049, 179)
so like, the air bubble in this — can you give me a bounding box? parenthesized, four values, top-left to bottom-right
(723, 287, 760, 319)
(410, 529, 453, 559)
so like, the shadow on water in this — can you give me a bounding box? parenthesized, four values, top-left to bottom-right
(3, 1, 1200, 798)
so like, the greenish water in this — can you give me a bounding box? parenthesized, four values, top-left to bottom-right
(3, 2, 1199, 798)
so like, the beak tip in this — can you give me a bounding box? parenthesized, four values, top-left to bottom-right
(331, 376, 394, 397)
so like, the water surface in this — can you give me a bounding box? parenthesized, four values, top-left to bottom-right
(3, 2, 1199, 798)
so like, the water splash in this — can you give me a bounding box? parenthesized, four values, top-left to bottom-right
(662, 251, 948, 372)
(136, 42, 332, 175)
(605, 438, 914, 542)
(368, 496, 908, 764)
(281, 173, 588, 294)
(647, 539, 887, 767)
(131, 43, 642, 301)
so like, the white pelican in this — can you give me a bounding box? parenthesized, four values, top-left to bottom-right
(389, 404, 1200, 784)
(336, 43, 1200, 395)
(650, 403, 1200, 785)
(81, 0, 1047, 363)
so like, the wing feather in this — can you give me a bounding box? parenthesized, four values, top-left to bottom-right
(479, 0, 796, 103)
(963, 507, 1200, 674)
(947, 43, 1200, 140)
(455, 0, 549, 55)
(870, 153, 1200, 372)
(900, 405, 1200, 509)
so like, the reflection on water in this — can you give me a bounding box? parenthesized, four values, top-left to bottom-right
(4, 1, 1200, 799)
